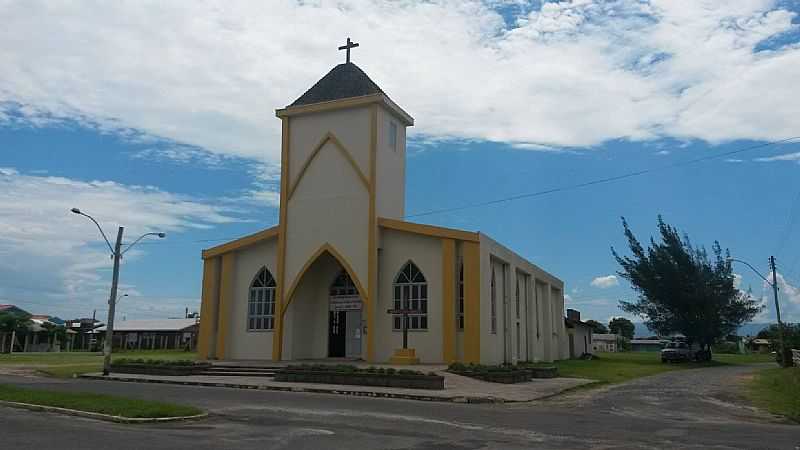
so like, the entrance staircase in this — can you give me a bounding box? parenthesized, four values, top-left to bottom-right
(198, 364, 281, 378)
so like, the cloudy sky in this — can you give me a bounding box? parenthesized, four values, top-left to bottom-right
(1, 0, 799, 329)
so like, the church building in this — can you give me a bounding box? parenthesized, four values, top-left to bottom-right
(197, 42, 568, 364)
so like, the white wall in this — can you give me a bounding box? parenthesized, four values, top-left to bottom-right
(226, 239, 277, 360)
(479, 234, 565, 364)
(375, 106, 407, 219)
(375, 228, 443, 363)
(285, 107, 371, 307)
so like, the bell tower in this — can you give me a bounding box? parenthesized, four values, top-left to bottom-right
(271, 40, 413, 361)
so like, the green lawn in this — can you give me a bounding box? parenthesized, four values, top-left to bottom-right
(530, 351, 774, 386)
(0, 384, 202, 418)
(0, 350, 197, 378)
(747, 367, 800, 423)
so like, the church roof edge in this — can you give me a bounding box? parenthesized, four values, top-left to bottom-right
(202, 225, 279, 260)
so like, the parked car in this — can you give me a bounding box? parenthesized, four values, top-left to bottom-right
(661, 342, 711, 362)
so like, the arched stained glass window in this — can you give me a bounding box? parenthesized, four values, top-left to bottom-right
(330, 270, 358, 297)
(392, 261, 428, 331)
(248, 267, 276, 331)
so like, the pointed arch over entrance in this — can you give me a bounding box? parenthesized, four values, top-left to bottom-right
(276, 243, 370, 360)
(282, 243, 368, 314)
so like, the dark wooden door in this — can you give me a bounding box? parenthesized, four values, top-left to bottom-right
(328, 311, 346, 357)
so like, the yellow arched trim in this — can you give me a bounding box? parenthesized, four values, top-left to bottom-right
(288, 132, 369, 199)
(281, 243, 368, 318)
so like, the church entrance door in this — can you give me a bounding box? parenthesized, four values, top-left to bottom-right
(328, 270, 363, 359)
(328, 298, 362, 358)
(328, 311, 346, 357)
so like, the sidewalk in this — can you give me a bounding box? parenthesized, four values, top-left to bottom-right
(80, 369, 593, 403)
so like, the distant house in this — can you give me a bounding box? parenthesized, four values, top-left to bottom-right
(630, 339, 667, 352)
(0, 307, 73, 353)
(96, 318, 199, 351)
(749, 338, 771, 353)
(592, 333, 621, 352)
(564, 309, 593, 358)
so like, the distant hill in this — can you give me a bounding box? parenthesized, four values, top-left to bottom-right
(633, 322, 771, 338)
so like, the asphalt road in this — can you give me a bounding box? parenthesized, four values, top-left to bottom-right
(0, 364, 797, 450)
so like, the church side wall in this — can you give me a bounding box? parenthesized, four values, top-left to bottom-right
(226, 240, 277, 360)
(376, 229, 443, 363)
(479, 234, 565, 364)
(375, 106, 406, 219)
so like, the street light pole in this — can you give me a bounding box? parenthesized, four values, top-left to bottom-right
(768, 256, 787, 366)
(729, 256, 788, 366)
(103, 226, 124, 376)
(71, 208, 165, 376)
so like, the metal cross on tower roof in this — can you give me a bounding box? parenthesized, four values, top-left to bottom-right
(338, 37, 359, 63)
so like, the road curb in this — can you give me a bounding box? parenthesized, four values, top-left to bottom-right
(0, 399, 208, 424)
(79, 374, 510, 404)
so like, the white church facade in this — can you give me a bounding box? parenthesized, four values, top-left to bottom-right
(197, 48, 568, 365)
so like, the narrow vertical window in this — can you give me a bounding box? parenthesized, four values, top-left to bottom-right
(392, 262, 427, 330)
(535, 282, 540, 339)
(388, 121, 398, 151)
(490, 268, 497, 334)
(456, 264, 464, 331)
(515, 276, 520, 319)
(248, 267, 276, 331)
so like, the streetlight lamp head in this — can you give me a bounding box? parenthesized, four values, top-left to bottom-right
(71, 208, 82, 214)
(157, 232, 166, 238)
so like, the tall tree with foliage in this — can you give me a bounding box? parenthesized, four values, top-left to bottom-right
(0, 311, 32, 352)
(608, 317, 635, 339)
(584, 320, 608, 334)
(612, 216, 761, 349)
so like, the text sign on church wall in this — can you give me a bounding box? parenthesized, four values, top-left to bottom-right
(330, 296, 362, 311)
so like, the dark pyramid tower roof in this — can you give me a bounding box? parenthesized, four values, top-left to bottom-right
(289, 62, 385, 107)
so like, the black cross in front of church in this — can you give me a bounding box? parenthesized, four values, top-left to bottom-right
(338, 37, 359, 63)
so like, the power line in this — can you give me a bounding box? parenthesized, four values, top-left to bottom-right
(404, 136, 800, 219)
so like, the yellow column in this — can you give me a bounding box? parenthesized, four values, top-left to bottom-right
(367, 104, 378, 362)
(215, 252, 235, 360)
(441, 239, 456, 363)
(273, 117, 290, 361)
(197, 257, 220, 359)
(463, 241, 481, 363)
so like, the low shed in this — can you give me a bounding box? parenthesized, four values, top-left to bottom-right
(97, 319, 198, 351)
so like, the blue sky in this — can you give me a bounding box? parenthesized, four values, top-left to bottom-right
(1, 1, 799, 329)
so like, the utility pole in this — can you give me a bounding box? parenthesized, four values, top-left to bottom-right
(102, 226, 124, 376)
(71, 207, 165, 375)
(769, 256, 787, 366)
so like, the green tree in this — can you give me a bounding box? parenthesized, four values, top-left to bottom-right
(0, 311, 32, 352)
(584, 320, 608, 334)
(40, 322, 67, 351)
(612, 216, 761, 350)
(608, 317, 635, 339)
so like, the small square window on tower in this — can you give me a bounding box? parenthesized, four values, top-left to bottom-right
(388, 121, 398, 151)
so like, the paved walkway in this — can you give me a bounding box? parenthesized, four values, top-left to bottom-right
(80, 370, 593, 403)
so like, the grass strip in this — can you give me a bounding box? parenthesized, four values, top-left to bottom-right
(0, 384, 202, 418)
(747, 367, 800, 423)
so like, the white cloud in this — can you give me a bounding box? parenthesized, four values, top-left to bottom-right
(591, 274, 620, 289)
(754, 151, 800, 163)
(0, 1, 798, 162)
(754, 272, 800, 322)
(0, 168, 240, 319)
